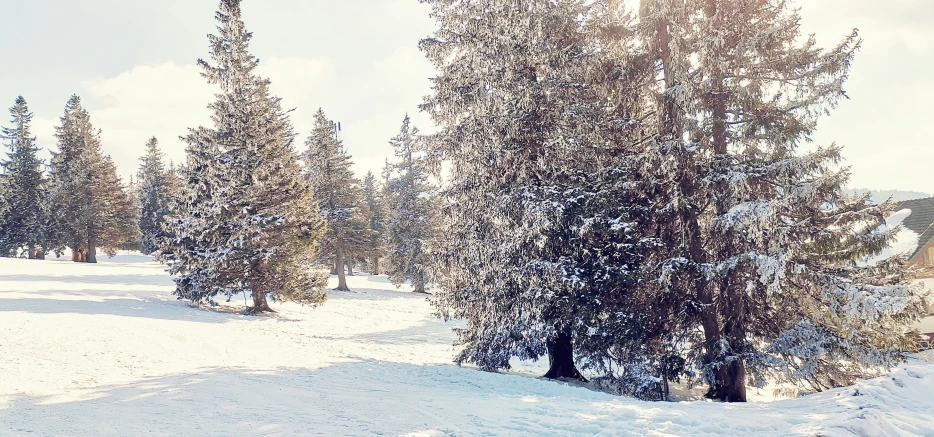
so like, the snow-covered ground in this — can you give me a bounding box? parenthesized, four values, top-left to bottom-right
(1, 254, 933, 436)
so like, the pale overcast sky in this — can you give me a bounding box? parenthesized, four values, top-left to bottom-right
(0, 1, 931, 194)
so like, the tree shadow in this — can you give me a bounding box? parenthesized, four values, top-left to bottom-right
(0, 362, 567, 436)
(326, 286, 432, 303)
(0, 274, 173, 287)
(0, 296, 242, 324)
(5, 359, 888, 436)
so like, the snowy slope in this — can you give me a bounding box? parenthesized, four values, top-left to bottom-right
(1, 254, 933, 436)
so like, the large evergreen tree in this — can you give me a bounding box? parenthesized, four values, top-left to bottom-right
(385, 115, 436, 294)
(48, 95, 137, 263)
(303, 109, 371, 291)
(630, 0, 926, 401)
(0, 96, 49, 259)
(422, 0, 650, 382)
(137, 137, 170, 255)
(160, 0, 327, 313)
(361, 170, 389, 275)
(0, 179, 8, 256)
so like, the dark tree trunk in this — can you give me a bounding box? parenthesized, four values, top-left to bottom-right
(335, 252, 349, 291)
(86, 238, 98, 264)
(701, 314, 750, 402)
(371, 256, 380, 275)
(249, 290, 274, 314)
(413, 273, 428, 294)
(331, 260, 338, 276)
(543, 331, 585, 381)
(346, 261, 355, 276)
(705, 359, 747, 402)
(27, 244, 36, 260)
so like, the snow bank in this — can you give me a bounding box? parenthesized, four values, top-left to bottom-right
(1, 254, 933, 436)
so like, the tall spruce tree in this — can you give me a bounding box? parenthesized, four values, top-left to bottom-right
(160, 0, 327, 313)
(422, 0, 650, 382)
(361, 170, 389, 275)
(0, 178, 8, 256)
(630, 0, 927, 401)
(0, 96, 48, 259)
(48, 95, 137, 263)
(303, 109, 371, 291)
(385, 115, 436, 294)
(137, 137, 170, 255)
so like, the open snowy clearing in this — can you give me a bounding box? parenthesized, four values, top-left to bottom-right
(1, 254, 932, 436)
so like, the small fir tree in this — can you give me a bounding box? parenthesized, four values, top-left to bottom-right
(137, 137, 170, 255)
(361, 171, 389, 274)
(385, 115, 436, 294)
(303, 109, 371, 291)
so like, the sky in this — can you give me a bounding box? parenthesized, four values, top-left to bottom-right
(0, 0, 931, 194)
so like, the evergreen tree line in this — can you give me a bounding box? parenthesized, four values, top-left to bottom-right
(153, 0, 440, 313)
(0, 1, 437, 290)
(420, 0, 928, 403)
(0, 95, 138, 262)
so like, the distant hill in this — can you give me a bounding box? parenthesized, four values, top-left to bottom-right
(848, 189, 931, 204)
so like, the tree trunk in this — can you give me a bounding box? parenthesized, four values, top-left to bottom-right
(331, 260, 338, 276)
(702, 310, 748, 402)
(543, 330, 585, 381)
(335, 252, 349, 291)
(413, 273, 428, 294)
(346, 261, 355, 276)
(86, 237, 98, 264)
(371, 256, 380, 275)
(705, 358, 747, 402)
(27, 244, 36, 260)
(250, 289, 274, 314)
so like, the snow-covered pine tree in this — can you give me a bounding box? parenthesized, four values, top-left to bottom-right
(158, 161, 184, 246)
(384, 115, 437, 294)
(48, 95, 137, 263)
(160, 0, 327, 313)
(303, 109, 370, 291)
(122, 175, 143, 252)
(0, 96, 49, 259)
(422, 0, 650, 382)
(0, 177, 8, 256)
(137, 137, 170, 255)
(94, 157, 139, 257)
(632, 0, 927, 401)
(361, 170, 389, 274)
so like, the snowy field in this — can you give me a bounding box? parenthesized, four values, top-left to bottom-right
(1, 254, 933, 436)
